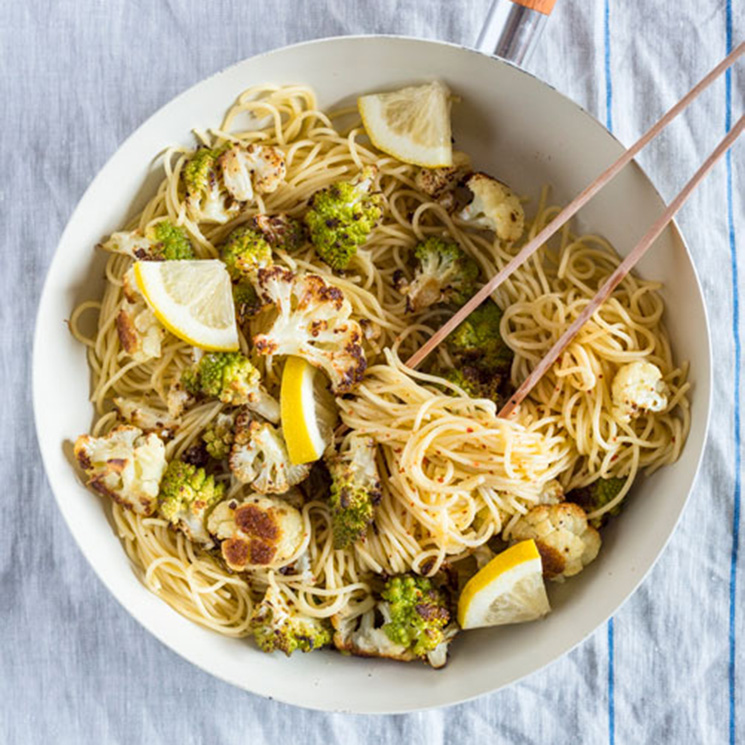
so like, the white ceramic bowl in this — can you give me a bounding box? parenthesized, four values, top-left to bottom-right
(34, 36, 711, 713)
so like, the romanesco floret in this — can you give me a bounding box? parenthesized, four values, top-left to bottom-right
(220, 226, 273, 282)
(325, 436, 382, 549)
(440, 365, 505, 406)
(181, 351, 279, 423)
(252, 266, 367, 393)
(400, 237, 479, 312)
(304, 166, 384, 270)
(446, 301, 513, 375)
(100, 220, 195, 261)
(458, 172, 525, 242)
(228, 408, 311, 494)
(566, 477, 627, 528)
(331, 577, 456, 668)
(74, 426, 167, 515)
(252, 213, 307, 251)
(149, 220, 195, 260)
(182, 146, 239, 224)
(157, 460, 224, 544)
(250, 583, 332, 656)
(381, 575, 450, 657)
(202, 412, 236, 460)
(233, 282, 263, 323)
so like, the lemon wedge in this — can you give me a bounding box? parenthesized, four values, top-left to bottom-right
(281, 357, 337, 465)
(358, 81, 453, 167)
(458, 540, 551, 629)
(133, 260, 239, 351)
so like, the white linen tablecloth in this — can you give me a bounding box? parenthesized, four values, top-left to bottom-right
(2, 1, 743, 742)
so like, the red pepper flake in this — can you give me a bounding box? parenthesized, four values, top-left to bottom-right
(611, 454, 619, 462)
(467, 428, 474, 434)
(473, 462, 481, 468)
(437, 477, 444, 483)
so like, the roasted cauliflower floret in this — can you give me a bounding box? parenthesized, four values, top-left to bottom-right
(250, 583, 332, 656)
(112, 397, 180, 440)
(182, 146, 239, 224)
(538, 479, 565, 505)
(446, 300, 513, 375)
(331, 575, 455, 668)
(207, 494, 304, 570)
(219, 143, 286, 203)
(567, 477, 627, 528)
(116, 269, 165, 362)
(251, 213, 307, 251)
(202, 411, 236, 460)
(611, 361, 669, 423)
(458, 172, 525, 242)
(99, 219, 195, 261)
(304, 166, 384, 270)
(181, 351, 279, 423)
(508, 503, 601, 581)
(228, 409, 311, 493)
(74, 425, 167, 515)
(166, 380, 194, 419)
(157, 460, 225, 544)
(325, 435, 382, 549)
(252, 266, 367, 394)
(398, 237, 479, 313)
(220, 225, 273, 282)
(414, 151, 471, 209)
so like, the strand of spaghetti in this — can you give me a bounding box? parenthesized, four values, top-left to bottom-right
(499, 114, 745, 417)
(406, 41, 745, 370)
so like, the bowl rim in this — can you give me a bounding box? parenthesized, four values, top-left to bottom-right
(33, 33, 713, 713)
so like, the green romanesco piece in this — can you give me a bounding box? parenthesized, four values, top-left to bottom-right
(441, 365, 505, 406)
(202, 412, 235, 460)
(566, 477, 627, 528)
(183, 147, 220, 194)
(328, 479, 375, 550)
(251, 584, 332, 656)
(325, 436, 382, 550)
(181, 352, 261, 406)
(381, 575, 450, 657)
(232, 282, 263, 323)
(149, 220, 195, 261)
(404, 237, 479, 312)
(157, 460, 224, 543)
(220, 226, 273, 281)
(304, 166, 384, 270)
(446, 301, 513, 374)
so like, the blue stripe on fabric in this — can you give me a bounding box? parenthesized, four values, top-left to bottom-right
(608, 618, 615, 745)
(725, 2, 741, 742)
(604, 0, 614, 133)
(603, 3, 615, 745)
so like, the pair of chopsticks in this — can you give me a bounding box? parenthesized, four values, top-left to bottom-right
(406, 42, 745, 418)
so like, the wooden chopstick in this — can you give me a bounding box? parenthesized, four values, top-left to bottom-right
(498, 113, 745, 418)
(405, 41, 745, 371)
